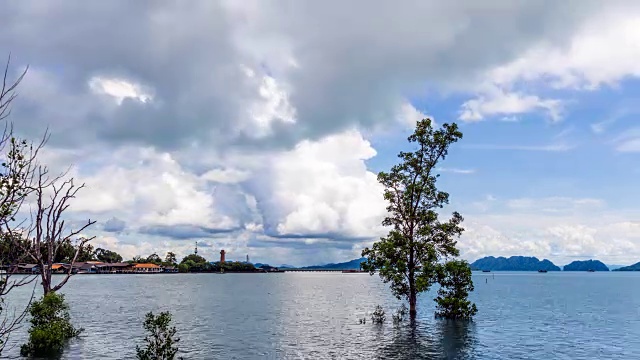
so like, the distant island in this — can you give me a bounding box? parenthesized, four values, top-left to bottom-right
(254, 258, 366, 271)
(300, 257, 366, 270)
(471, 256, 561, 271)
(563, 260, 609, 271)
(613, 262, 640, 271)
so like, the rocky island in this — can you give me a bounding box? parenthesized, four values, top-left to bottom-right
(471, 256, 561, 271)
(613, 262, 640, 271)
(563, 259, 609, 271)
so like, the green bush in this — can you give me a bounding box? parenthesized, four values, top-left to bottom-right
(434, 260, 478, 319)
(20, 292, 82, 357)
(136, 311, 182, 360)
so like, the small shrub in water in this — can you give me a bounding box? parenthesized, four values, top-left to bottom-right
(371, 305, 386, 324)
(136, 311, 182, 360)
(20, 292, 83, 357)
(392, 303, 408, 325)
(358, 317, 366, 325)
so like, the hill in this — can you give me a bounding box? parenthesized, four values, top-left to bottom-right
(301, 257, 366, 270)
(607, 264, 625, 271)
(471, 256, 561, 271)
(563, 260, 609, 271)
(613, 262, 640, 271)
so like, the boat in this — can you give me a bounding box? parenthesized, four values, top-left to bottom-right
(342, 269, 366, 273)
(482, 270, 491, 273)
(587, 269, 595, 272)
(538, 269, 548, 273)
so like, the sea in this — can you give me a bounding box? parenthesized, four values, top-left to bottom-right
(1, 271, 640, 359)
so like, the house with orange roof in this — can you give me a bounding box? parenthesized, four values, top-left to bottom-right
(132, 263, 162, 273)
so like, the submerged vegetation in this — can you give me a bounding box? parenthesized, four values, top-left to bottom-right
(371, 305, 386, 324)
(20, 293, 83, 357)
(435, 260, 478, 320)
(136, 311, 182, 360)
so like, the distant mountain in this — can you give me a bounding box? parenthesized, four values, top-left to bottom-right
(563, 260, 609, 271)
(302, 257, 366, 270)
(471, 256, 561, 271)
(613, 262, 640, 271)
(279, 264, 295, 269)
(608, 264, 626, 271)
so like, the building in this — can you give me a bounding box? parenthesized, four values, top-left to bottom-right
(163, 266, 178, 273)
(51, 263, 70, 274)
(14, 263, 39, 274)
(132, 263, 162, 273)
(220, 250, 226, 263)
(95, 263, 133, 273)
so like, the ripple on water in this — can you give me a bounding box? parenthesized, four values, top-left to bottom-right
(2, 272, 640, 359)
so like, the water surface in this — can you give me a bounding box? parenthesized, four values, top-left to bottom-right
(3, 271, 640, 359)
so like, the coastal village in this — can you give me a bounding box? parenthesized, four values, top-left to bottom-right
(8, 249, 235, 275)
(13, 261, 177, 274)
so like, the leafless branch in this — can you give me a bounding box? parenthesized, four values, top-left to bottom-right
(27, 167, 96, 295)
(0, 54, 38, 352)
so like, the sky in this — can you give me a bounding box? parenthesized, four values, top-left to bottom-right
(2, 1, 640, 266)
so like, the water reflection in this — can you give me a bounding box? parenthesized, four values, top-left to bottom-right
(378, 319, 476, 360)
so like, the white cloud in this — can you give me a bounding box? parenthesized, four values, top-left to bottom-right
(242, 66, 297, 137)
(58, 147, 239, 230)
(456, 196, 640, 265)
(201, 168, 251, 184)
(459, 87, 562, 122)
(9, 2, 640, 267)
(612, 128, 640, 152)
(488, 12, 640, 90)
(437, 167, 476, 174)
(260, 130, 386, 239)
(506, 196, 604, 213)
(397, 102, 429, 128)
(88, 76, 153, 105)
(458, 10, 640, 123)
(617, 138, 640, 152)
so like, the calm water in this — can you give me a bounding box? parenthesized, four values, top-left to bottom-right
(2, 272, 640, 359)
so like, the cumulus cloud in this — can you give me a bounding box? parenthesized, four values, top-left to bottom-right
(0, 0, 616, 151)
(457, 196, 640, 265)
(102, 217, 126, 233)
(55, 147, 243, 235)
(252, 130, 386, 240)
(461, 6, 640, 123)
(2, 1, 640, 265)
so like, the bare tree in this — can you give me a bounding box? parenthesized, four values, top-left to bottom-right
(26, 167, 95, 295)
(0, 55, 41, 354)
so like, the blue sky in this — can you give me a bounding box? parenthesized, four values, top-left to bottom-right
(2, 1, 640, 266)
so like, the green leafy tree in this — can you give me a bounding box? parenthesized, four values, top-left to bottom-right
(146, 253, 162, 265)
(136, 311, 182, 360)
(75, 243, 96, 262)
(20, 293, 83, 357)
(165, 252, 177, 265)
(94, 247, 123, 263)
(132, 255, 144, 263)
(361, 119, 466, 318)
(180, 254, 207, 264)
(177, 263, 189, 273)
(212, 261, 256, 272)
(52, 239, 75, 263)
(435, 260, 477, 319)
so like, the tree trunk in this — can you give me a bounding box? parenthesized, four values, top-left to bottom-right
(409, 289, 417, 319)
